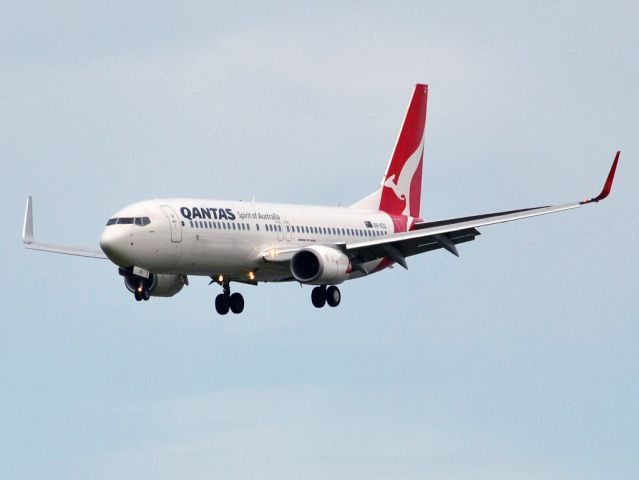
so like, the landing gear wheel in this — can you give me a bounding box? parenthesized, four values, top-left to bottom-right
(311, 286, 327, 308)
(134, 290, 143, 302)
(215, 294, 230, 315)
(229, 292, 244, 314)
(142, 289, 151, 301)
(326, 286, 341, 307)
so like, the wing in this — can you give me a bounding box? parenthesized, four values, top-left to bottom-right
(22, 196, 108, 259)
(344, 151, 620, 268)
(263, 151, 619, 270)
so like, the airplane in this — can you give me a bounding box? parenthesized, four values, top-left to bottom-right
(22, 84, 620, 315)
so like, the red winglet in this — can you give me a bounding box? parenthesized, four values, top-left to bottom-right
(582, 151, 620, 204)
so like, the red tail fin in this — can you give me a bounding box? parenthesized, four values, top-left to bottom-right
(379, 84, 428, 218)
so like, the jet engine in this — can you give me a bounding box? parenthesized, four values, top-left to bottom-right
(290, 246, 351, 285)
(124, 273, 188, 297)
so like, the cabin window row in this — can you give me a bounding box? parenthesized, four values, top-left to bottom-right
(269, 224, 387, 238)
(190, 220, 251, 231)
(189, 220, 388, 238)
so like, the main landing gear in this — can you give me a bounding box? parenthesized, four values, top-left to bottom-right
(214, 280, 244, 315)
(311, 285, 341, 308)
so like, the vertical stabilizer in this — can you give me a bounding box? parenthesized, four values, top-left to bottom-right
(351, 84, 428, 219)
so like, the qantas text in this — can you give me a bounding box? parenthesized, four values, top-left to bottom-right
(180, 207, 236, 221)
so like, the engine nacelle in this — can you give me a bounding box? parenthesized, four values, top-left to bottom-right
(290, 245, 351, 285)
(124, 273, 188, 297)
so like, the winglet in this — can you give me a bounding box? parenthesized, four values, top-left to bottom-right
(23, 196, 34, 243)
(581, 151, 620, 204)
(580, 150, 621, 205)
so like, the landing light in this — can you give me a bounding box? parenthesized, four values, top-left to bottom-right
(248, 271, 255, 281)
(218, 275, 224, 283)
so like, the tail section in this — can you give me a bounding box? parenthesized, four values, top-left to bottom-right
(351, 84, 428, 219)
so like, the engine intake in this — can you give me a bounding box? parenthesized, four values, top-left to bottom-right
(290, 246, 350, 285)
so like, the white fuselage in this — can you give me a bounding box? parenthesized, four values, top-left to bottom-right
(99, 199, 401, 282)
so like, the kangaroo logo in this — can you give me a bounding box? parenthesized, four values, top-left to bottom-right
(382, 138, 424, 217)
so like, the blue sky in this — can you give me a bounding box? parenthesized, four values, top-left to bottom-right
(1, 1, 638, 478)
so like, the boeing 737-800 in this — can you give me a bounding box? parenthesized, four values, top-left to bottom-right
(22, 84, 619, 314)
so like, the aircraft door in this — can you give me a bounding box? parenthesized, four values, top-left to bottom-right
(275, 220, 284, 241)
(284, 221, 293, 241)
(160, 205, 182, 242)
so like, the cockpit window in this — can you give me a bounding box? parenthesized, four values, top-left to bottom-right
(106, 217, 151, 227)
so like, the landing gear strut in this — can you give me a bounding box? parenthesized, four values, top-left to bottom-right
(214, 280, 244, 315)
(311, 285, 341, 308)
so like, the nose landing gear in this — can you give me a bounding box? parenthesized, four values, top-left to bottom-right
(311, 285, 341, 308)
(213, 279, 244, 315)
(134, 279, 151, 301)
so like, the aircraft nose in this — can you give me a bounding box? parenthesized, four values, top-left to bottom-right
(100, 227, 129, 265)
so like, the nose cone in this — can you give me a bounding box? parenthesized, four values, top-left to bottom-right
(100, 227, 129, 265)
